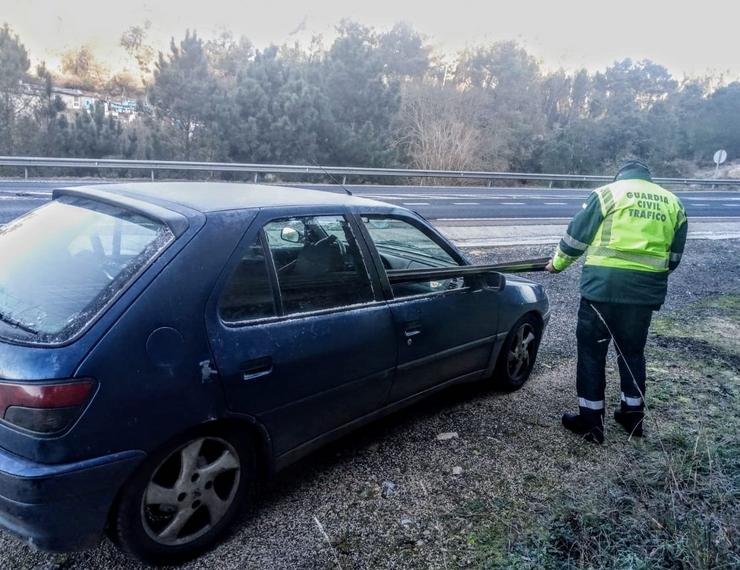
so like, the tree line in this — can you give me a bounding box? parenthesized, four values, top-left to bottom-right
(0, 21, 738, 177)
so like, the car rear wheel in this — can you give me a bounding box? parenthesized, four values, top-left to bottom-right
(111, 428, 255, 565)
(494, 314, 541, 390)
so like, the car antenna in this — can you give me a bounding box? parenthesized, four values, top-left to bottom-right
(309, 158, 353, 196)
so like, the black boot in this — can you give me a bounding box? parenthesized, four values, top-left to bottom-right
(614, 406, 644, 437)
(562, 411, 604, 444)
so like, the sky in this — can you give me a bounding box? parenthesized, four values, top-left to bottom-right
(5, 0, 740, 79)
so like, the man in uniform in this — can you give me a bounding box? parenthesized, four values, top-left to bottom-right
(545, 160, 688, 443)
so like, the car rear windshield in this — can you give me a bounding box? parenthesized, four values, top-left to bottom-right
(0, 196, 174, 344)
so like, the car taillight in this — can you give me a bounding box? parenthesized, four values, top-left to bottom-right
(0, 380, 95, 434)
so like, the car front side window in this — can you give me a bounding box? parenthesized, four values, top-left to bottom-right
(362, 216, 465, 298)
(263, 215, 374, 315)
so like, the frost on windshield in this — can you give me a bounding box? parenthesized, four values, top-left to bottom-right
(42, 229, 172, 343)
(0, 198, 174, 344)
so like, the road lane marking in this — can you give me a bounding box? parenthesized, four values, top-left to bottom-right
(0, 190, 53, 197)
(0, 195, 48, 200)
(501, 202, 525, 205)
(403, 202, 430, 206)
(366, 194, 477, 201)
(692, 204, 708, 207)
(436, 217, 572, 222)
(452, 202, 479, 205)
(722, 204, 740, 207)
(544, 202, 567, 205)
(684, 197, 740, 201)
(362, 195, 409, 199)
(359, 193, 589, 201)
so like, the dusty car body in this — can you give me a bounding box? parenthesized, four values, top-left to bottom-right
(0, 183, 548, 563)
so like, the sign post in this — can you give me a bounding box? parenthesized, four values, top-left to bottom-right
(713, 149, 728, 178)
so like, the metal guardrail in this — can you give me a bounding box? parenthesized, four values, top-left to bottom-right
(0, 155, 737, 186)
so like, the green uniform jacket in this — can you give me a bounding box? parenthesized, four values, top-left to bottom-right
(552, 178, 688, 307)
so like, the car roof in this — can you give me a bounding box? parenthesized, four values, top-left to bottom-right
(57, 182, 389, 213)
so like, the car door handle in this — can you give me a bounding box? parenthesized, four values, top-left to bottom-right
(403, 320, 423, 345)
(403, 325, 422, 346)
(404, 319, 423, 337)
(240, 357, 273, 381)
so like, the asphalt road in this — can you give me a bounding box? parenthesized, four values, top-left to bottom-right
(309, 183, 740, 220)
(0, 180, 738, 224)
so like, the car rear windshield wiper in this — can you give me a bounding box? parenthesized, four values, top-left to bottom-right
(0, 311, 39, 335)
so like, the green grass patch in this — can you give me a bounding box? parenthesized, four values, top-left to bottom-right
(651, 294, 740, 358)
(466, 294, 740, 569)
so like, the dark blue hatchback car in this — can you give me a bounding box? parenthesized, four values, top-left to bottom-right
(0, 183, 548, 564)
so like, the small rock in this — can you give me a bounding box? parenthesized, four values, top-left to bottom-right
(437, 431, 459, 441)
(416, 539, 426, 547)
(400, 518, 414, 528)
(367, 442, 380, 452)
(381, 480, 396, 498)
(359, 482, 381, 499)
(452, 466, 463, 475)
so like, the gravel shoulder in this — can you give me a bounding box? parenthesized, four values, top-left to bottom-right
(2, 240, 739, 570)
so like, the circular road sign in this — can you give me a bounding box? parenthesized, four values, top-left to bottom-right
(714, 149, 728, 165)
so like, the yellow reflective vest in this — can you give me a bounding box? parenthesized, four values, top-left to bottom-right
(553, 178, 688, 306)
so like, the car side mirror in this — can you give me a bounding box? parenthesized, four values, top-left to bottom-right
(280, 227, 302, 243)
(486, 272, 505, 291)
(468, 271, 505, 292)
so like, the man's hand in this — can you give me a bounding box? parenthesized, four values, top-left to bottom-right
(545, 260, 560, 274)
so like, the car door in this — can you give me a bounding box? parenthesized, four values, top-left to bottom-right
(207, 209, 396, 457)
(356, 213, 504, 402)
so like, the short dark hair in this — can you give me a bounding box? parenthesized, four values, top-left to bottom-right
(614, 160, 652, 181)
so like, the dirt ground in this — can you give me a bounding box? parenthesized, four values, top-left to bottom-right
(2, 239, 739, 570)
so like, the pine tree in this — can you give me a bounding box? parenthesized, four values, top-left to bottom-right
(0, 23, 31, 154)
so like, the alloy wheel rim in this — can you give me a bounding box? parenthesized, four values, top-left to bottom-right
(141, 436, 241, 546)
(507, 323, 536, 382)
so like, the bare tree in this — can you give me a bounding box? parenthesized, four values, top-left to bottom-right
(397, 81, 484, 176)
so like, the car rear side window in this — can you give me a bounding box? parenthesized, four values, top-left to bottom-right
(0, 196, 174, 344)
(263, 215, 374, 315)
(218, 234, 276, 323)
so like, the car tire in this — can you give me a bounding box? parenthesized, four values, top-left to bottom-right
(493, 314, 542, 390)
(110, 426, 256, 566)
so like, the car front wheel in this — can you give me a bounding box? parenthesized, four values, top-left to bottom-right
(111, 428, 255, 565)
(494, 314, 542, 390)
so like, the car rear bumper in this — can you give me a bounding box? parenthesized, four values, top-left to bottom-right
(0, 447, 145, 551)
